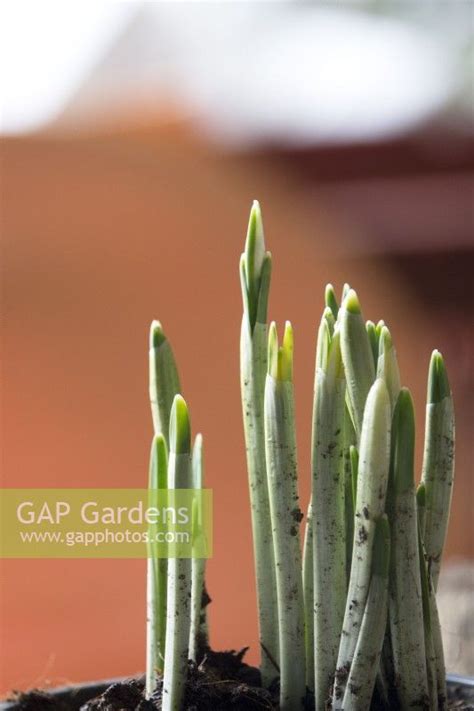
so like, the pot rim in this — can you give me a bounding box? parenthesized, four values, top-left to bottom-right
(447, 672, 474, 688)
(1, 673, 473, 709)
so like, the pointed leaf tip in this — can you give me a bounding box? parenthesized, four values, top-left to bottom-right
(283, 320, 293, 349)
(316, 312, 331, 371)
(369, 377, 390, 410)
(245, 200, 266, 278)
(428, 350, 451, 404)
(153, 431, 168, 456)
(343, 289, 361, 315)
(379, 325, 393, 354)
(326, 328, 344, 379)
(268, 321, 293, 381)
(323, 306, 336, 337)
(325, 283, 339, 318)
(169, 394, 191, 454)
(395, 386, 415, 422)
(341, 282, 351, 302)
(242, 201, 271, 330)
(281, 321, 294, 381)
(268, 321, 279, 379)
(366, 320, 378, 363)
(392, 387, 415, 492)
(149, 432, 168, 490)
(255, 252, 272, 325)
(150, 320, 166, 349)
(416, 482, 426, 508)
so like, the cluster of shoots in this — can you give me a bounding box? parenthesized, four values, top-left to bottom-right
(146, 322, 208, 710)
(240, 202, 455, 710)
(145, 201, 455, 711)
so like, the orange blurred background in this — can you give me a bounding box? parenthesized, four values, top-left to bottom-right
(1, 2, 473, 696)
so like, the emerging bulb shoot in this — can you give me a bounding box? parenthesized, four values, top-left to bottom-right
(427, 349, 451, 404)
(268, 321, 294, 382)
(169, 394, 191, 455)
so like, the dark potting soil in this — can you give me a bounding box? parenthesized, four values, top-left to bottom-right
(7, 649, 279, 711)
(6, 652, 473, 710)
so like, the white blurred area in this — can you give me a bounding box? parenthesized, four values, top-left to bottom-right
(1, 1, 472, 145)
(438, 563, 474, 676)
(0, 3, 135, 134)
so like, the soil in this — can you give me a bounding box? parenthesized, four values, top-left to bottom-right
(7, 650, 279, 711)
(5, 650, 473, 710)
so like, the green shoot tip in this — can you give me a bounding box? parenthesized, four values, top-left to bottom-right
(316, 313, 330, 371)
(395, 386, 415, 421)
(416, 482, 426, 508)
(325, 283, 339, 318)
(341, 283, 351, 302)
(150, 320, 166, 349)
(152, 431, 167, 451)
(244, 201, 265, 275)
(369, 378, 390, 412)
(378, 325, 393, 354)
(149, 433, 168, 490)
(366, 320, 378, 364)
(268, 321, 293, 381)
(392, 387, 415, 491)
(169, 394, 191, 454)
(343, 289, 361, 315)
(323, 306, 336, 336)
(428, 350, 451, 404)
(375, 319, 385, 339)
(241, 201, 271, 329)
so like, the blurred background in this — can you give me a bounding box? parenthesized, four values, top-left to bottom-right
(1, 0, 473, 696)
